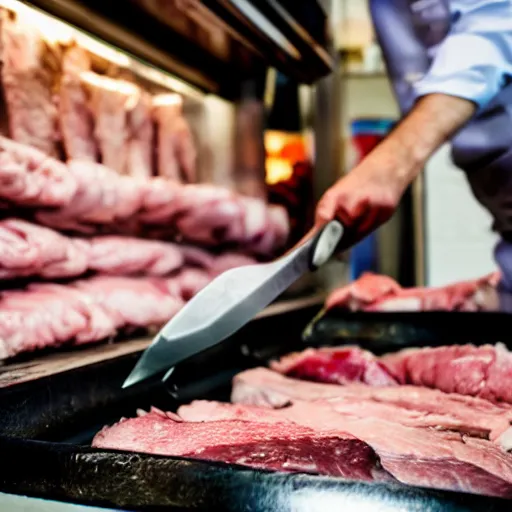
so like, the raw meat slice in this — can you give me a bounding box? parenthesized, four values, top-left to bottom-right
(0, 282, 114, 359)
(58, 44, 97, 161)
(325, 272, 501, 312)
(270, 346, 399, 386)
(87, 236, 184, 276)
(206, 396, 512, 497)
(0, 10, 59, 156)
(97, 400, 512, 497)
(175, 267, 212, 301)
(0, 274, 186, 360)
(0, 218, 88, 278)
(0, 136, 75, 206)
(325, 272, 402, 311)
(92, 407, 388, 483)
(0, 217, 258, 280)
(36, 160, 144, 231)
(270, 344, 512, 406)
(381, 343, 512, 405)
(126, 90, 153, 177)
(152, 94, 196, 182)
(232, 367, 512, 442)
(0, 137, 289, 255)
(75, 276, 184, 331)
(80, 72, 137, 174)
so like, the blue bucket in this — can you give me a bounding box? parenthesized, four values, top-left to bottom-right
(349, 118, 395, 281)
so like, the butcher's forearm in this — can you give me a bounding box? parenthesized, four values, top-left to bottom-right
(363, 93, 476, 191)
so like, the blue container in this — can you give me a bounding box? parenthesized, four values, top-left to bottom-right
(349, 118, 395, 281)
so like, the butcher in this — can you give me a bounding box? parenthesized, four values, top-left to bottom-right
(316, 0, 512, 293)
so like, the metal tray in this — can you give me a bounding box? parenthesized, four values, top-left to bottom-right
(303, 308, 512, 354)
(0, 305, 510, 511)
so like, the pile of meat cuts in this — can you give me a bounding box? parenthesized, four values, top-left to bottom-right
(0, 8, 194, 182)
(324, 271, 501, 312)
(94, 343, 512, 498)
(0, 9, 290, 361)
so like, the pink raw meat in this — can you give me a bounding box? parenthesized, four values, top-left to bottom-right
(0, 137, 289, 255)
(0, 282, 114, 358)
(80, 72, 136, 175)
(92, 407, 385, 483)
(87, 236, 184, 276)
(0, 218, 88, 278)
(326, 272, 501, 312)
(270, 343, 512, 406)
(270, 346, 399, 386)
(0, 10, 59, 156)
(0, 136, 76, 206)
(59, 44, 97, 161)
(152, 94, 196, 182)
(75, 275, 184, 331)
(381, 343, 512, 405)
(231, 367, 512, 443)
(325, 272, 401, 311)
(126, 90, 153, 178)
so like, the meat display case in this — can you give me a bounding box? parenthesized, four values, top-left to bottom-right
(21, 0, 334, 100)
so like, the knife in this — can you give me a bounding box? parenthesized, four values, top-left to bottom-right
(122, 220, 345, 388)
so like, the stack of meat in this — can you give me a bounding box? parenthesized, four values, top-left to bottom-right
(0, 9, 290, 361)
(0, 217, 261, 360)
(0, 137, 289, 253)
(0, 9, 196, 183)
(324, 271, 501, 312)
(94, 343, 512, 498)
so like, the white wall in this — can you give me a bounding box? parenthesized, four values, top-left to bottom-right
(424, 146, 498, 286)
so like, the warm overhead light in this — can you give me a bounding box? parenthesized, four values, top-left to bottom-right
(0, 0, 205, 100)
(152, 93, 183, 107)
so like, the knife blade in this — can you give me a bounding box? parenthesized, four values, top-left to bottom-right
(122, 220, 344, 388)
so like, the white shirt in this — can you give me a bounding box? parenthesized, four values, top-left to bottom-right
(414, 0, 512, 108)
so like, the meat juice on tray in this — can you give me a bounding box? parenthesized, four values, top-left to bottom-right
(94, 343, 512, 499)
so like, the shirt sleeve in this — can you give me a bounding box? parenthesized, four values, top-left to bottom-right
(413, 1, 512, 109)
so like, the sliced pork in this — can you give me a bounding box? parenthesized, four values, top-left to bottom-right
(94, 398, 512, 498)
(270, 344, 512, 406)
(0, 138, 289, 254)
(87, 236, 184, 276)
(231, 367, 512, 443)
(270, 346, 399, 386)
(0, 274, 187, 360)
(0, 218, 258, 280)
(152, 94, 196, 183)
(0, 10, 59, 157)
(0, 218, 89, 279)
(58, 44, 97, 162)
(35, 159, 144, 232)
(92, 407, 389, 483)
(80, 72, 137, 175)
(381, 343, 512, 405)
(178, 399, 512, 497)
(126, 90, 153, 178)
(326, 272, 501, 312)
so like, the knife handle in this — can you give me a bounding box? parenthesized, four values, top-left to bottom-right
(308, 220, 344, 271)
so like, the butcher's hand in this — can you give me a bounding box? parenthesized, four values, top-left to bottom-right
(315, 93, 476, 247)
